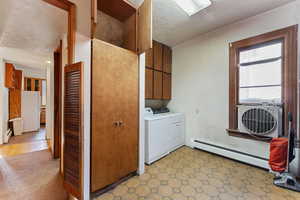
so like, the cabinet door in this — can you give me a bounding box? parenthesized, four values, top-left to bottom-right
(153, 70, 162, 99)
(163, 45, 172, 73)
(138, 0, 152, 54)
(25, 78, 32, 91)
(145, 68, 153, 99)
(92, 39, 138, 192)
(14, 70, 22, 90)
(9, 89, 21, 119)
(116, 51, 139, 180)
(145, 48, 153, 68)
(34, 79, 40, 91)
(153, 41, 163, 71)
(5, 63, 15, 88)
(162, 73, 171, 100)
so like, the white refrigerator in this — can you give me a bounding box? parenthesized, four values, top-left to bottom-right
(22, 91, 40, 132)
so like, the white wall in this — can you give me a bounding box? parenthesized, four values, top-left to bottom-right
(14, 65, 46, 79)
(73, 33, 91, 200)
(169, 1, 300, 160)
(139, 53, 146, 175)
(0, 58, 9, 145)
(46, 60, 54, 142)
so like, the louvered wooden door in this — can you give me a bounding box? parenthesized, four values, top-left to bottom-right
(91, 40, 139, 192)
(63, 62, 83, 199)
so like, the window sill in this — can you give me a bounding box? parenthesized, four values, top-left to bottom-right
(226, 129, 272, 143)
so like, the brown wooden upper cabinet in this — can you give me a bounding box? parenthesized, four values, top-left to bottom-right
(145, 68, 153, 99)
(153, 41, 163, 71)
(5, 63, 16, 88)
(93, 0, 152, 54)
(14, 70, 22, 90)
(145, 40, 172, 100)
(163, 45, 172, 73)
(153, 70, 163, 99)
(162, 73, 171, 100)
(145, 48, 153, 69)
(24, 77, 43, 94)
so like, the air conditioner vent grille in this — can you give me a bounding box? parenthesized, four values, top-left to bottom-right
(242, 108, 276, 134)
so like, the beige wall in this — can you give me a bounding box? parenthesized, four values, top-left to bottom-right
(169, 1, 300, 160)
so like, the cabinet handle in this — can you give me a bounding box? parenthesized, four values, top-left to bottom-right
(119, 121, 124, 126)
(113, 122, 119, 127)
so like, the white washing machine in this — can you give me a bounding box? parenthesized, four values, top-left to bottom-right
(144, 108, 185, 165)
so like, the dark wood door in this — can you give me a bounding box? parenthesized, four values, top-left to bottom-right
(54, 43, 62, 159)
(153, 70, 163, 99)
(163, 45, 172, 73)
(145, 68, 153, 99)
(162, 73, 171, 100)
(153, 41, 163, 71)
(92, 39, 139, 192)
(63, 62, 83, 200)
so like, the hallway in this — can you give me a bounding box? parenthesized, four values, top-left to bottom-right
(0, 128, 49, 158)
(0, 150, 67, 200)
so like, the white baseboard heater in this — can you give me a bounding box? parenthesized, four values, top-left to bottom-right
(192, 140, 270, 169)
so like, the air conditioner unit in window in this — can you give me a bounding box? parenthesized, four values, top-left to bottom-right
(238, 104, 283, 138)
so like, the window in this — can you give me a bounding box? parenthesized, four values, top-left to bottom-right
(238, 40, 283, 104)
(228, 25, 298, 139)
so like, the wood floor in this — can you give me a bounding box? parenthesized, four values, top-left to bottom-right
(0, 128, 49, 158)
(0, 150, 67, 200)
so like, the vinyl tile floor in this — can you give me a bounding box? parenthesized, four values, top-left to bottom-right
(95, 147, 300, 200)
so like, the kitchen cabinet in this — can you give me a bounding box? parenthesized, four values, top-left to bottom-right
(163, 73, 171, 100)
(40, 107, 46, 124)
(5, 63, 15, 88)
(14, 70, 22, 90)
(92, 39, 139, 192)
(153, 41, 163, 71)
(163, 45, 172, 73)
(153, 70, 163, 99)
(9, 69, 23, 119)
(145, 41, 172, 100)
(24, 77, 44, 95)
(145, 48, 153, 68)
(91, 0, 152, 193)
(145, 68, 153, 99)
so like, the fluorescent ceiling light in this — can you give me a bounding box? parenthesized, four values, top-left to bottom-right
(173, 0, 212, 16)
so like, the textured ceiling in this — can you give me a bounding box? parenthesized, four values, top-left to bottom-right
(0, 0, 67, 55)
(151, 0, 294, 46)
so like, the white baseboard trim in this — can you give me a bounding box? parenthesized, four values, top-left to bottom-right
(191, 140, 270, 170)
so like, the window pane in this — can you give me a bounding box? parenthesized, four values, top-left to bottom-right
(239, 60, 281, 87)
(240, 41, 282, 63)
(239, 86, 281, 104)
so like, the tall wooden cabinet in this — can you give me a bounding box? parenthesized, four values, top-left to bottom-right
(145, 41, 172, 100)
(9, 70, 23, 119)
(91, 0, 152, 193)
(5, 63, 16, 88)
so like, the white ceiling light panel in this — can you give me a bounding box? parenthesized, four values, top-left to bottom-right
(172, 0, 212, 16)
